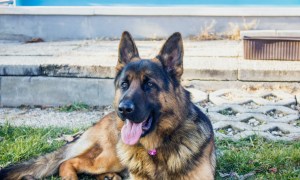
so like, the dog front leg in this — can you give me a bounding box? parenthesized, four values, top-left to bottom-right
(59, 158, 80, 180)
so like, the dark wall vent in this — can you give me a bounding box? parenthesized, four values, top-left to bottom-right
(243, 37, 300, 61)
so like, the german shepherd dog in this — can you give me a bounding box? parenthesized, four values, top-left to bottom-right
(0, 32, 216, 180)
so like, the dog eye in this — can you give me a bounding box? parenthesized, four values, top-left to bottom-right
(147, 82, 153, 87)
(121, 82, 129, 89)
(144, 81, 155, 91)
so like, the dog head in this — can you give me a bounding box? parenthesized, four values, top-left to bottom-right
(114, 31, 185, 146)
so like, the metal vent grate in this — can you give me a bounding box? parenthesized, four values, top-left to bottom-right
(243, 37, 300, 61)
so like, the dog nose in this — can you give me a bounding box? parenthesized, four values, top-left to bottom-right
(118, 100, 135, 114)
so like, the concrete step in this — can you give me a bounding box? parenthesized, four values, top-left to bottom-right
(1, 39, 300, 107)
(1, 40, 300, 81)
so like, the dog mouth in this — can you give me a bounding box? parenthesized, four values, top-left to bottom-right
(142, 115, 153, 134)
(121, 114, 154, 145)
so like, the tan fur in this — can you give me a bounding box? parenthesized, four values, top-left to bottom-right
(59, 113, 124, 179)
(186, 138, 216, 180)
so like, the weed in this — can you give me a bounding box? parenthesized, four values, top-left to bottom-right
(191, 20, 222, 40)
(58, 103, 90, 112)
(191, 18, 259, 41)
(226, 19, 259, 40)
(218, 108, 237, 116)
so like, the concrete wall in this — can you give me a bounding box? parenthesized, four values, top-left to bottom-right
(1, 6, 300, 41)
(2, 15, 300, 41)
(0, 76, 115, 107)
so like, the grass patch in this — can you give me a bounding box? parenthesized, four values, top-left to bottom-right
(57, 103, 90, 112)
(218, 108, 238, 116)
(0, 125, 299, 179)
(216, 137, 300, 179)
(0, 124, 79, 168)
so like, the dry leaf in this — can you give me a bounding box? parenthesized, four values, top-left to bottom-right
(25, 38, 44, 43)
(53, 131, 84, 143)
(269, 167, 278, 173)
(219, 172, 231, 178)
(219, 171, 255, 180)
(239, 171, 256, 180)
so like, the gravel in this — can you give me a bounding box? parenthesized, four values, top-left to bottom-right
(0, 106, 114, 128)
(247, 118, 261, 126)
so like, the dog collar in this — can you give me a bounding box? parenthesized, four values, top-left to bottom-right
(148, 149, 157, 156)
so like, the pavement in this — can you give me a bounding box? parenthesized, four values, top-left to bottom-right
(197, 88, 300, 141)
(0, 39, 299, 141)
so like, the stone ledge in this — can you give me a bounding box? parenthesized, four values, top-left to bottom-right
(241, 30, 300, 38)
(2, 57, 300, 82)
(0, 76, 114, 107)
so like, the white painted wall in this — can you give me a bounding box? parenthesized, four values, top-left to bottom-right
(1, 7, 300, 41)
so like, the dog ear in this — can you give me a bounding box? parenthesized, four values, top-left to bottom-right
(157, 32, 184, 80)
(117, 31, 140, 71)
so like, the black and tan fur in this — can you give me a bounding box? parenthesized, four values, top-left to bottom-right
(0, 32, 216, 180)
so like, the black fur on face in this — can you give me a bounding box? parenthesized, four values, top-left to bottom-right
(114, 31, 184, 136)
(116, 59, 173, 135)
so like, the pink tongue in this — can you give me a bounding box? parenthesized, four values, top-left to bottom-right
(121, 120, 143, 145)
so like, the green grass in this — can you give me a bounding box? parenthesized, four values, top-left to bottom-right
(0, 124, 80, 167)
(0, 124, 299, 179)
(216, 137, 300, 179)
(57, 103, 91, 112)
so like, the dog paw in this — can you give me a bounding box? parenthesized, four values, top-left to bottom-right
(97, 173, 122, 180)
